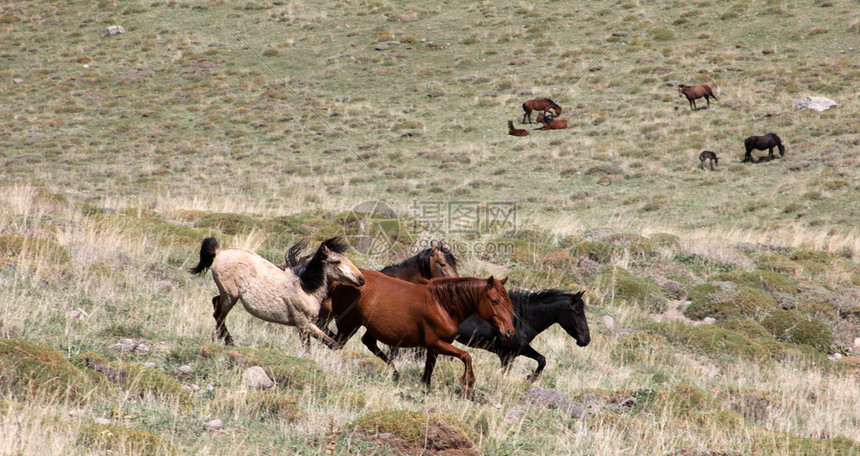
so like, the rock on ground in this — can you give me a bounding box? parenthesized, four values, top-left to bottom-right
(244, 366, 274, 389)
(794, 96, 836, 112)
(523, 387, 587, 419)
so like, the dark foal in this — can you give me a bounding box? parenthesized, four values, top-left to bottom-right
(699, 151, 718, 170)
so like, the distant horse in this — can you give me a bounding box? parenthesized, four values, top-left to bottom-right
(189, 237, 365, 348)
(329, 271, 515, 393)
(285, 241, 460, 335)
(508, 120, 529, 137)
(536, 113, 570, 130)
(743, 133, 785, 162)
(522, 98, 562, 124)
(678, 83, 717, 111)
(699, 150, 719, 170)
(456, 289, 589, 381)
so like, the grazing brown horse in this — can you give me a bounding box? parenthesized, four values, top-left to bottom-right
(522, 98, 562, 124)
(508, 120, 529, 137)
(678, 83, 717, 111)
(536, 113, 570, 130)
(743, 133, 785, 162)
(699, 150, 719, 170)
(189, 237, 364, 348)
(329, 270, 515, 393)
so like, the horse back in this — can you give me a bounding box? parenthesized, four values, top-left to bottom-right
(212, 248, 290, 289)
(331, 270, 439, 344)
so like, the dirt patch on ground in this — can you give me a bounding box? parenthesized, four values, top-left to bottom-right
(351, 422, 479, 456)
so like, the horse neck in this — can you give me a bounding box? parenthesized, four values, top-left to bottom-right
(298, 251, 327, 295)
(381, 251, 431, 280)
(512, 292, 564, 340)
(427, 279, 483, 323)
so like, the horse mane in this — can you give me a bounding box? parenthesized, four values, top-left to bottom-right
(426, 278, 485, 321)
(543, 97, 559, 107)
(509, 288, 584, 313)
(285, 238, 310, 272)
(299, 236, 349, 293)
(380, 248, 432, 278)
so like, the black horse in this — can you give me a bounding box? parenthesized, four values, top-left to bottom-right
(455, 289, 590, 381)
(744, 133, 785, 163)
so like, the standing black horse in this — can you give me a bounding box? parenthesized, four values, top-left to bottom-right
(743, 133, 785, 162)
(455, 289, 590, 381)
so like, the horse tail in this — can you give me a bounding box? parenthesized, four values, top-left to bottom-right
(189, 237, 219, 275)
(522, 102, 530, 113)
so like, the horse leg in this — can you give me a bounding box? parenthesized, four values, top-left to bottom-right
(522, 109, 531, 124)
(427, 340, 475, 394)
(288, 303, 342, 350)
(700, 158, 706, 171)
(519, 345, 547, 382)
(499, 352, 515, 373)
(361, 332, 399, 380)
(421, 351, 438, 386)
(212, 294, 238, 346)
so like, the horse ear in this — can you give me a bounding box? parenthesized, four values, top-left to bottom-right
(487, 276, 496, 287)
(319, 242, 331, 257)
(500, 276, 508, 285)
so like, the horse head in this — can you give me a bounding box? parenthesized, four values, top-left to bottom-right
(314, 237, 365, 287)
(429, 244, 459, 279)
(678, 84, 688, 97)
(558, 291, 590, 347)
(478, 276, 515, 340)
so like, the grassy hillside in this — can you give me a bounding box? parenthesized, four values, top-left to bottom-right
(1, 0, 859, 454)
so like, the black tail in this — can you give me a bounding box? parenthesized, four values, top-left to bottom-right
(189, 237, 218, 275)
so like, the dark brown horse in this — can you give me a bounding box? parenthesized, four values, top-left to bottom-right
(508, 120, 529, 137)
(536, 113, 570, 130)
(329, 270, 515, 393)
(678, 83, 717, 111)
(522, 98, 562, 124)
(743, 133, 785, 162)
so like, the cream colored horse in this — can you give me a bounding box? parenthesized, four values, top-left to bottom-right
(189, 236, 364, 349)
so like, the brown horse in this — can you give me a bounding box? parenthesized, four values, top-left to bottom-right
(189, 237, 364, 348)
(522, 98, 562, 124)
(285, 241, 459, 335)
(678, 83, 717, 111)
(329, 270, 515, 393)
(508, 120, 529, 137)
(536, 113, 570, 130)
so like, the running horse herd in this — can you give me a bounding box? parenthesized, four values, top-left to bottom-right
(190, 237, 590, 394)
(186, 79, 793, 394)
(512, 87, 787, 169)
